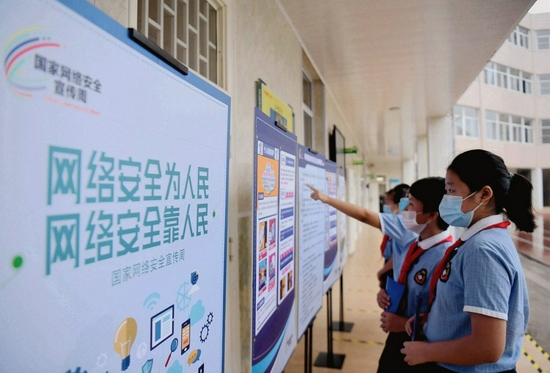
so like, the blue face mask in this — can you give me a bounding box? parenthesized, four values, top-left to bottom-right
(438, 191, 482, 227)
(382, 204, 392, 214)
(398, 197, 409, 212)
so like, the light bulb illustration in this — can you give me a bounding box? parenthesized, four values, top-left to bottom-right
(113, 317, 138, 371)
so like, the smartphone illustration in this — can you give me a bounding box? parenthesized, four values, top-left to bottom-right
(181, 318, 191, 354)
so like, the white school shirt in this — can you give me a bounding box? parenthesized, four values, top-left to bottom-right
(379, 213, 418, 280)
(424, 214, 529, 373)
(400, 230, 452, 318)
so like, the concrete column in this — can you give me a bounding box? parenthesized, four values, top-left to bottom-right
(402, 157, 416, 185)
(530, 167, 544, 258)
(367, 179, 380, 212)
(417, 136, 428, 179)
(531, 167, 544, 211)
(427, 115, 454, 178)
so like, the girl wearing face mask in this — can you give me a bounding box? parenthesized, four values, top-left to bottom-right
(378, 184, 410, 288)
(402, 149, 535, 373)
(308, 177, 452, 372)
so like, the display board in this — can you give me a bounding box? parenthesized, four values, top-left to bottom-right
(252, 108, 297, 373)
(337, 167, 348, 268)
(0, 1, 230, 372)
(323, 161, 340, 293)
(297, 145, 326, 338)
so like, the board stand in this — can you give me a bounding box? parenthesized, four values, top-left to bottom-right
(314, 288, 346, 369)
(332, 272, 354, 332)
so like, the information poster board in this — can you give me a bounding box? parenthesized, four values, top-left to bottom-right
(257, 80, 294, 133)
(323, 161, 340, 293)
(297, 145, 326, 338)
(0, 1, 230, 372)
(252, 108, 297, 373)
(338, 167, 348, 268)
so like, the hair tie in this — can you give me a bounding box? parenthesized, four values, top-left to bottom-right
(509, 172, 514, 179)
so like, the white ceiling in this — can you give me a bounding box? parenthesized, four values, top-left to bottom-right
(277, 0, 536, 166)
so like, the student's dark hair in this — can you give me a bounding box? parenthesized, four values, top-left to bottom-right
(447, 149, 536, 232)
(391, 183, 410, 205)
(409, 177, 449, 230)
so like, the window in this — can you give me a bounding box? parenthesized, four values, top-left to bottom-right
(542, 119, 550, 144)
(508, 25, 530, 49)
(453, 105, 479, 137)
(137, 0, 222, 86)
(303, 72, 313, 149)
(539, 74, 550, 95)
(486, 111, 498, 140)
(484, 62, 532, 94)
(486, 110, 533, 143)
(536, 29, 550, 50)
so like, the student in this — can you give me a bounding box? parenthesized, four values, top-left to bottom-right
(378, 184, 410, 288)
(401, 149, 535, 373)
(308, 177, 452, 372)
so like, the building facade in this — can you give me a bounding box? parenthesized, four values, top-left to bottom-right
(454, 11, 550, 210)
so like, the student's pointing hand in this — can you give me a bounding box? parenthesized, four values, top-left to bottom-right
(306, 184, 321, 201)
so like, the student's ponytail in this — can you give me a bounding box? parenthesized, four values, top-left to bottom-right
(505, 173, 537, 232)
(447, 149, 537, 233)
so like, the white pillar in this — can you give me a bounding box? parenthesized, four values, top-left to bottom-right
(427, 115, 454, 178)
(367, 179, 380, 212)
(417, 136, 428, 179)
(531, 167, 544, 211)
(402, 158, 416, 185)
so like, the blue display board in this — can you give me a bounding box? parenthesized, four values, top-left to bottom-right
(252, 108, 297, 373)
(323, 161, 340, 293)
(0, 1, 230, 372)
(297, 145, 326, 338)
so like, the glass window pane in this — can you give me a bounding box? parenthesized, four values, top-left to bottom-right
(303, 74, 312, 108)
(304, 112, 313, 149)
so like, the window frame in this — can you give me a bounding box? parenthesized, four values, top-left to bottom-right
(536, 29, 550, 50)
(542, 119, 550, 144)
(302, 71, 314, 150)
(484, 61, 532, 94)
(453, 105, 479, 137)
(485, 110, 533, 144)
(539, 74, 550, 96)
(508, 25, 530, 49)
(136, 0, 224, 87)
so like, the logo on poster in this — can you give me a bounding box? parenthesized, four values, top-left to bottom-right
(3, 26, 102, 113)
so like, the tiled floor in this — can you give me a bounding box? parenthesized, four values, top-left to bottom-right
(284, 227, 550, 373)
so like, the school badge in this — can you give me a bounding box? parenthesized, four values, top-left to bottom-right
(414, 269, 427, 285)
(440, 262, 451, 282)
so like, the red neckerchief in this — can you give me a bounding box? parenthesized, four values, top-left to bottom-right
(397, 235, 453, 285)
(426, 221, 511, 316)
(380, 234, 390, 256)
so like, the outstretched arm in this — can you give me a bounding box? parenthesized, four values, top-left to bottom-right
(307, 184, 381, 229)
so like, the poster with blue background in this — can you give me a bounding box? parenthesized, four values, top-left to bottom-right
(252, 108, 297, 373)
(0, 0, 230, 372)
(323, 161, 340, 293)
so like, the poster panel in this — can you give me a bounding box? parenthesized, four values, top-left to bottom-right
(252, 108, 297, 373)
(297, 145, 326, 338)
(323, 161, 340, 293)
(338, 168, 348, 268)
(0, 1, 230, 372)
(257, 81, 294, 133)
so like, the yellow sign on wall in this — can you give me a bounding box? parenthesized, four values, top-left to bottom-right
(257, 80, 294, 133)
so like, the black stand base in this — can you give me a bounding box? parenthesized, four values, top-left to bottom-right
(332, 321, 354, 332)
(314, 352, 346, 369)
